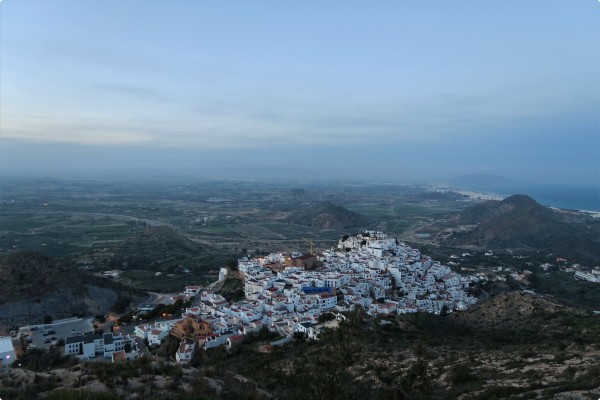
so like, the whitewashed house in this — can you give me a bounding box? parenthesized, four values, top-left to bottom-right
(148, 328, 169, 346)
(0, 337, 16, 367)
(176, 340, 196, 364)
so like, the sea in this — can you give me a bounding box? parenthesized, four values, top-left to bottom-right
(460, 184, 600, 212)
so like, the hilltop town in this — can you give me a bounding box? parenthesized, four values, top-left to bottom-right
(50, 231, 479, 365)
(3, 231, 600, 399)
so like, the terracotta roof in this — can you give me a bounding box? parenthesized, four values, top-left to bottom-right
(112, 350, 127, 362)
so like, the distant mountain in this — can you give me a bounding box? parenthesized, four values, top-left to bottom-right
(0, 252, 143, 330)
(287, 188, 313, 202)
(110, 226, 211, 270)
(458, 194, 548, 224)
(446, 194, 600, 261)
(285, 201, 371, 230)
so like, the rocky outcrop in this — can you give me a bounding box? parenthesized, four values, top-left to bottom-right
(0, 285, 124, 329)
(0, 252, 143, 331)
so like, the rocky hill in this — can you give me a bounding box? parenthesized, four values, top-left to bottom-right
(285, 201, 371, 230)
(448, 290, 566, 330)
(446, 194, 600, 262)
(110, 226, 212, 270)
(0, 252, 143, 332)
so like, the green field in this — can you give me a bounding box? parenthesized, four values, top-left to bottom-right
(194, 224, 241, 237)
(394, 203, 462, 216)
(0, 215, 141, 256)
(81, 225, 139, 240)
(0, 218, 50, 231)
(231, 224, 284, 239)
(345, 203, 393, 217)
(385, 220, 414, 235)
(259, 222, 342, 240)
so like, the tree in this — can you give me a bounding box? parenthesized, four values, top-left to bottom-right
(440, 304, 449, 317)
(43, 315, 53, 324)
(293, 331, 307, 340)
(318, 312, 336, 324)
(226, 259, 239, 271)
(112, 294, 131, 313)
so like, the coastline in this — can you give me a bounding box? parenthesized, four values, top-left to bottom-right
(452, 184, 599, 213)
(454, 189, 504, 201)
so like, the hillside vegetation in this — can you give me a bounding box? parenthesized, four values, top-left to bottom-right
(0, 252, 144, 331)
(446, 195, 600, 262)
(3, 292, 599, 399)
(285, 201, 371, 230)
(109, 226, 213, 270)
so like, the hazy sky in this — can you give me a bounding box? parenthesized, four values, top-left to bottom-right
(0, 1, 598, 186)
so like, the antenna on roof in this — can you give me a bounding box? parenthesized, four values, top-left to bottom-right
(302, 238, 313, 256)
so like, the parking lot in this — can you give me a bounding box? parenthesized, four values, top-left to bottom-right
(27, 318, 94, 350)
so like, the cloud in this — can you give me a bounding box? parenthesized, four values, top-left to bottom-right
(1, 116, 154, 145)
(1, 78, 593, 149)
(91, 82, 172, 103)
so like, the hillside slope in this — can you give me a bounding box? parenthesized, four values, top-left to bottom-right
(285, 201, 371, 230)
(0, 252, 143, 331)
(110, 226, 212, 270)
(2, 291, 599, 399)
(446, 194, 600, 261)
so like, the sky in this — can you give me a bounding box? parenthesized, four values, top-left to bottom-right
(0, 1, 599, 189)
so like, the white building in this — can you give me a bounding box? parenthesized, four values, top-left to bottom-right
(0, 337, 16, 367)
(64, 332, 133, 361)
(65, 332, 103, 358)
(148, 328, 169, 346)
(176, 340, 196, 364)
(184, 286, 202, 297)
(134, 324, 150, 339)
(102, 333, 124, 359)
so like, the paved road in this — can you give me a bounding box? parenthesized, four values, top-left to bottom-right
(27, 318, 93, 350)
(134, 336, 152, 359)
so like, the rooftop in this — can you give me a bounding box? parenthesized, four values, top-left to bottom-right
(0, 337, 14, 353)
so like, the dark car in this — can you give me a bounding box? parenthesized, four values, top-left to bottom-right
(48, 330, 56, 335)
